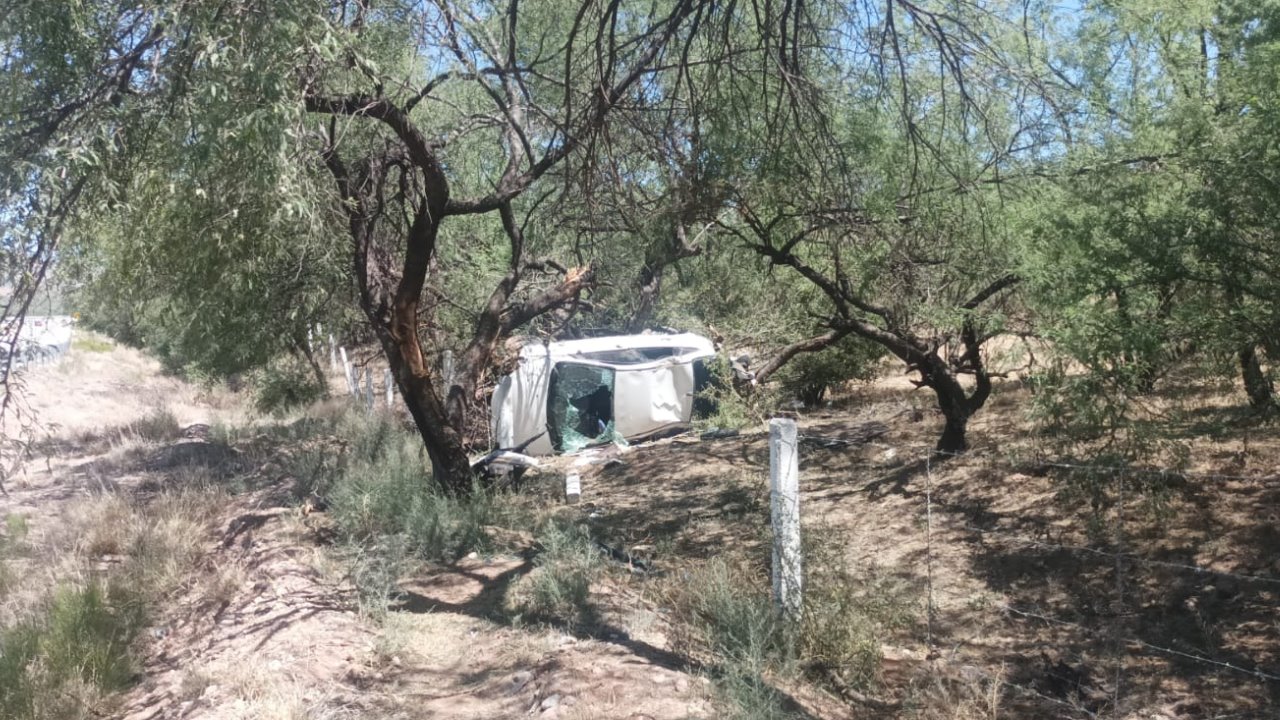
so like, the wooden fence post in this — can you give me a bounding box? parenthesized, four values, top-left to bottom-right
(769, 417, 802, 620)
(365, 368, 374, 410)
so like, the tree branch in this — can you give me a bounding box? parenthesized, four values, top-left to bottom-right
(752, 325, 856, 385)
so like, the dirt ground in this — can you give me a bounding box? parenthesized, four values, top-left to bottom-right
(3, 339, 1278, 719)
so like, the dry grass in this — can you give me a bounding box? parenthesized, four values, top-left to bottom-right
(906, 665, 1005, 720)
(183, 657, 359, 720)
(0, 483, 223, 719)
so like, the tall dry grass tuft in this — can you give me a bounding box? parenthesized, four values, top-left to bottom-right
(180, 657, 357, 720)
(120, 406, 183, 444)
(663, 533, 917, 718)
(0, 484, 222, 720)
(907, 665, 1005, 719)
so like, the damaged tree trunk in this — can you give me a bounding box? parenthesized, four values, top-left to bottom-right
(304, 0, 707, 493)
(318, 138, 479, 495)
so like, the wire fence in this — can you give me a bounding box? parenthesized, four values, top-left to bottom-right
(787, 428, 1280, 719)
(1, 315, 74, 376)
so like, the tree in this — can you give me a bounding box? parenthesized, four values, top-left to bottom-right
(1022, 0, 1280, 429)
(4, 0, 776, 493)
(690, 0, 1037, 454)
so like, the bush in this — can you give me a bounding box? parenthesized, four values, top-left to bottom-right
(777, 336, 883, 406)
(311, 412, 504, 562)
(0, 514, 29, 599)
(694, 356, 781, 431)
(667, 558, 798, 719)
(276, 408, 525, 621)
(251, 356, 327, 415)
(794, 531, 917, 694)
(505, 521, 603, 628)
(122, 407, 181, 444)
(670, 559, 790, 671)
(0, 581, 143, 720)
(797, 568, 914, 692)
(41, 582, 142, 692)
(668, 543, 915, 716)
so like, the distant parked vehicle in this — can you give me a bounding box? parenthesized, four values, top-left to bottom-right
(0, 315, 74, 370)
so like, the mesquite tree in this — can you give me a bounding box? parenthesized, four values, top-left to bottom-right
(1022, 0, 1280, 428)
(299, 0, 734, 491)
(4, 0, 734, 494)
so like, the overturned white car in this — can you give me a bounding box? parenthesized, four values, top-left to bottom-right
(490, 333, 717, 455)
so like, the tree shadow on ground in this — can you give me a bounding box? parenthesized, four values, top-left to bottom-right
(393, 548, 822, 719)
(949, 464, 1280, 717)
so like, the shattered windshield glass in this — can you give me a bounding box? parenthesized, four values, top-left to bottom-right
(547, 363, 615, 453)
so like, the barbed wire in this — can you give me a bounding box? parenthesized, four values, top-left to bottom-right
(1002, 602, 1280, 684)
(790, 430, 1280, 587)
(788, 429, 1280, 485)
(717, 421, 1280, 713)
(956, 522, 1280, 588)
(712, 426, 1273, 482)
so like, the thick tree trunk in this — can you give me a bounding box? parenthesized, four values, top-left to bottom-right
(628, 262, 663, 332)
(370, 312, 476, 496)
(936, 412, 969, 455)
(1239, 343, 1275, 412)
(926, 361, 976, 456)
(627, 223, 702, 332)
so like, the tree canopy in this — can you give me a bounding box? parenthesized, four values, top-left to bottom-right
(5, 0, 1280, 488)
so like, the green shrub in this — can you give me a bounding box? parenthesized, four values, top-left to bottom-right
(251, 356, 327, 415)
(505, 521, 603, 628)
(0, 581, 143, 720)
(315, 412, 502, 562)
(344, 537, 410, 620)
(797, 535, 916, 694)
(0, 624, 42, 718)
(0, 514, 28, 599)
(713, 669, 801, 720)
(667, 558, 798, 719)
(672, 558, 791, 672)
(41, 582, 142, 691)
(778, 336, 883, 406)
(6, 513, 30, 542)
(669, 545, 914, 716)
(694, 356, 780, 431)
(275, 408, 523, 623)
(797, 569, 913, 692)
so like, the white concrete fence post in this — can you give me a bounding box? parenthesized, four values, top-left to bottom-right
(441, 349, 455, 398)
(328, 333, 338, 371)
(364, 367, 374, 410)
(769, 417, 802, 621)
(385, 367, 394, 408)
(340, 347, 354, 395)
